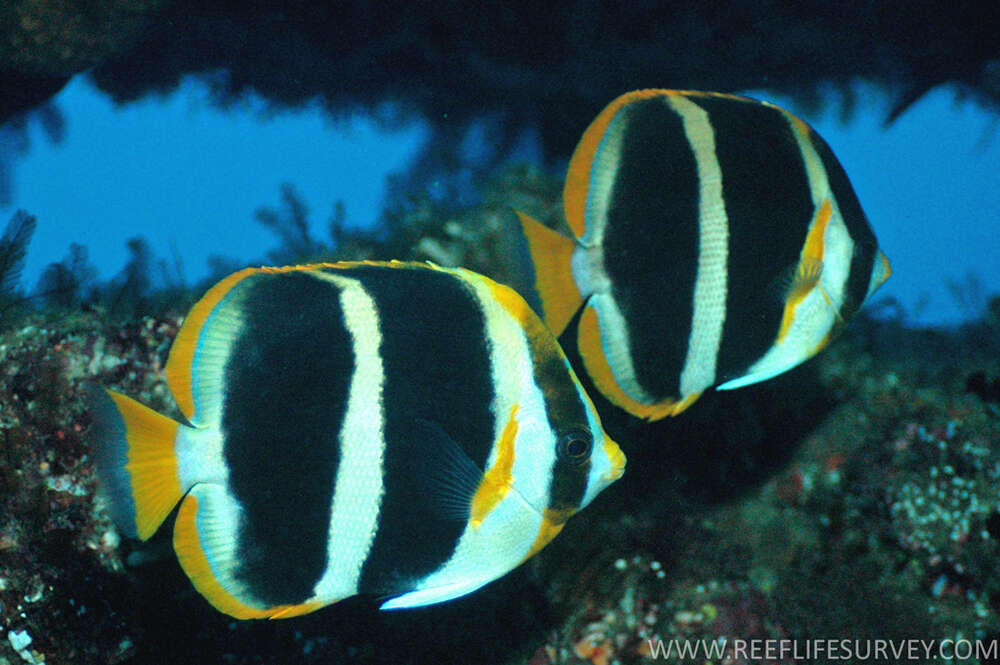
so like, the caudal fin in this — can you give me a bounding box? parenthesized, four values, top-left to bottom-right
(89, 385, 185, 540)
(512, 210, 584, 336)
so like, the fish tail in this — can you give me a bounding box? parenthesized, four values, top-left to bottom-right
(89, 385, 186, 540)
(513, 210, 584, 336)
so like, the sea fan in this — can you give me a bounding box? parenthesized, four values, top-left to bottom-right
(0, 210, 37, 314)
(36, 242, 98, 309)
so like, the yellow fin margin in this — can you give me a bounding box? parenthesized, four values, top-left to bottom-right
(577, 307, 700, 420)
(173, 495, 327, 620)
(166, 267, 259, 421)
(876, 250, 892, 288)
(520, 507, 576, 564)
(565, 89, 681, 239)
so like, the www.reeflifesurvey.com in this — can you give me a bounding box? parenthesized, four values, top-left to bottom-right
(644, 637, 997, 661)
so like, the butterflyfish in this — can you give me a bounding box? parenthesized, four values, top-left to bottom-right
(91, 261, 625, 618)
(514, 89, 891, 420)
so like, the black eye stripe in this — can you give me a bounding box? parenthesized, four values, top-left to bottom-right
(566, 438, 587, 456)
(557, 428, 592, 463)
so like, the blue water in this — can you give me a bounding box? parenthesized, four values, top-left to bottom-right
(3, 77, 998, 327)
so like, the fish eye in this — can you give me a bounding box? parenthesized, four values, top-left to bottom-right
(557, 429, 592, 464)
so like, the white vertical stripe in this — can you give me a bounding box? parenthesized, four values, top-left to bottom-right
(308, 271, 386, 603)
(784, 113, 829, 207)
(185, 483, 252, 599)
(191, 287, 249, 428)
(583, 108, 629, 248)
(720, 109, 861, 391)
(666, 95, 729, 397)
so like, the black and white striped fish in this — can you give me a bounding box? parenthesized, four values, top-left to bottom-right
(514, 89, 891, 421)
(91, 261, 624, 618)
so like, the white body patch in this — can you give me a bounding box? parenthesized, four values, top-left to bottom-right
(176, 426, 229, 490)
(380, 488, 542, 609)
(571, 243, 610, 298)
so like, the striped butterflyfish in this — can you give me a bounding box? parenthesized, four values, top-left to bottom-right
(90, 261, 625, 618)
(513, 89, 892, 421)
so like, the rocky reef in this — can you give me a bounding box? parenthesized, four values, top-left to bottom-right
(2, 168, 999, 664)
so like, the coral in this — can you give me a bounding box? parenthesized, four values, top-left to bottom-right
(0, 310, 178, 664)
(34, 243, 98, 310)
(246, 165, 560, 292)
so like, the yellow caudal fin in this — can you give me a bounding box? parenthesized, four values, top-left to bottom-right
(512, 210, 584, 336)
(89, 385, 184, 540)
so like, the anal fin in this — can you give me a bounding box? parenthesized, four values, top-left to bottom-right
(576, 307, 697, 420)
(379, 580, 481, 610)
(173, 485, 326, 620)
